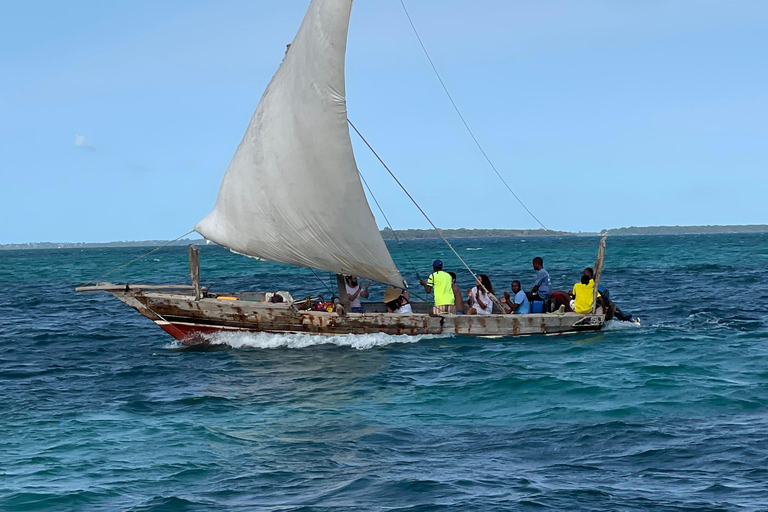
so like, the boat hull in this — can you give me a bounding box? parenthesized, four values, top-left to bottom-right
(83, 285, 604, 345)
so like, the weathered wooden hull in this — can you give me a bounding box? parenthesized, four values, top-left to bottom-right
(77, 284, 604, 345)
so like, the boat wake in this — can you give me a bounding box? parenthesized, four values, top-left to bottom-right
(603, 319, 643, 331)
(197, 331, 447, 350)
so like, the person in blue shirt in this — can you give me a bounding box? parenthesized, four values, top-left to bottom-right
(527, 256, 551, 302)
(502, 280, 530, 314)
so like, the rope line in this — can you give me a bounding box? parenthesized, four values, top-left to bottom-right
(349, 120, 504, 312)
(358, 171, 428, 302)
(357, 170, 429, 302)
(310, 267, 335, 296)
(398, 0, 551, 232)
(79, 230, 196, 287)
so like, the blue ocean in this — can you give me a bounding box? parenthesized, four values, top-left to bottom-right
(2, 234, 767, 511)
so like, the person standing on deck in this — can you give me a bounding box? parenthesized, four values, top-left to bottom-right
(447, 271, 465, 314)
(527, 256, 551, 302)
(419, 260, 455, 315)
(345, 275, 369, 313)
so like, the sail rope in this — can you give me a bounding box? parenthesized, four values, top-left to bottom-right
(79, 230, 196, 287)
(398, 0, 551, 232)
(357, 170, 429, 302)
(309, 267, 336, 296)
(349, 120, 505, 312)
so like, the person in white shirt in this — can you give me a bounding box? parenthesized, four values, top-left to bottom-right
(467, 274, 495, 315)
(345, 275, 369, 313)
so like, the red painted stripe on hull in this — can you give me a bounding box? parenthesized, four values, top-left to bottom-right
(158, 322, 252, 345)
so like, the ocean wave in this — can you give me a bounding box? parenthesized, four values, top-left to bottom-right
(199, 331, 447, 350)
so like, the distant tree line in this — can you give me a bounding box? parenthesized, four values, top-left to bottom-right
(602, 225, 768, 236)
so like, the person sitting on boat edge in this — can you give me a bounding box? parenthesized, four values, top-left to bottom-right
(419, 259, 455, 315)
(384, 287, 412, 313)
(467, 274, 495, 315)
(345, 275, 369, 313)
(527, 256, 552, 302)
(582, 267, 634, 322)
(501, 280, 530, 314)
(447, 271, 465, 314)
(570, 274, 595, 314)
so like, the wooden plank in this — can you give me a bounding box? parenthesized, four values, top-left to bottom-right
(75, 283, 195, 292)
(188, 244, 202, 300)
(336, 273, 350, 310)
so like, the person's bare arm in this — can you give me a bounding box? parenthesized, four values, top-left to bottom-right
(360, 282, 370, 299)
(348, 287, 361, 301)
(419, 278, 433, 294)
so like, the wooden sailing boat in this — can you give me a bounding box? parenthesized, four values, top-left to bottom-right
(77, 0, 605, 343)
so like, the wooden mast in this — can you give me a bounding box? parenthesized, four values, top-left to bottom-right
(591, 235, 607, 313)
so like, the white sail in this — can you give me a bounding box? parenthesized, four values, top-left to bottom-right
(195, 0, 405, 287)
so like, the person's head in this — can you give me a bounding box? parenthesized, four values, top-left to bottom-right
(477, 274, 494, 294)
(383, 286, 403, 310)
(580, 275, 590, 285)
(583, 267, 594, 279)
(345, 275, 358, 286)
(447, 271, 457, 284)
(511, 280, 521, 293)
(532, 257, 543, 270)
(432, 259, 443, 271)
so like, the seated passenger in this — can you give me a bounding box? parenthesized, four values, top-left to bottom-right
(502, 280, 530, 314)
(570, 275, 595, 314)
(467, 274, 495, 315)
(384, 287, 412, 313)
(548, 290, 572, 313)
(447, 271, 465, 314)
(527, 256, 552, 302)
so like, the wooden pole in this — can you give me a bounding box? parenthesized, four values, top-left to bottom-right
(591, 235, 607, 313)
(336, 273, 350, 310)
(188, 244, 202, 301)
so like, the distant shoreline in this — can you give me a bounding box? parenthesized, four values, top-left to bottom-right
(1, 224, 766, 250)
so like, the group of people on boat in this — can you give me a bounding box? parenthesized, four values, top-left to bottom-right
(341, 256, 632, 321)
(413, 257, 632, 320)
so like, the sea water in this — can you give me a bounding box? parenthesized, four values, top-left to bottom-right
(1, 234, 767, 511)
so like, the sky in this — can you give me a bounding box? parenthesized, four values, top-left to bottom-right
(1, 0, 767, 244)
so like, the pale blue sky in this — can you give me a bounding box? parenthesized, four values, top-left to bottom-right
(1, 0, 767, 244)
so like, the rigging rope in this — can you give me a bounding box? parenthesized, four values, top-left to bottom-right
(358, 171, 429, 302)
(358, 171, 426, 275)
(310, 267, 335, 297)
(398, 0, 551, 232)
(79, 230, 196, 287)
(349, 120, 504, 312)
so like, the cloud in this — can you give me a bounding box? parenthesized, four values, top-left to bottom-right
(74, 135, 96, 151)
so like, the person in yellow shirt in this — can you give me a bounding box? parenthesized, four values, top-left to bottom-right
(570, 275, 595, 314)
(419, 259, 455, 315)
